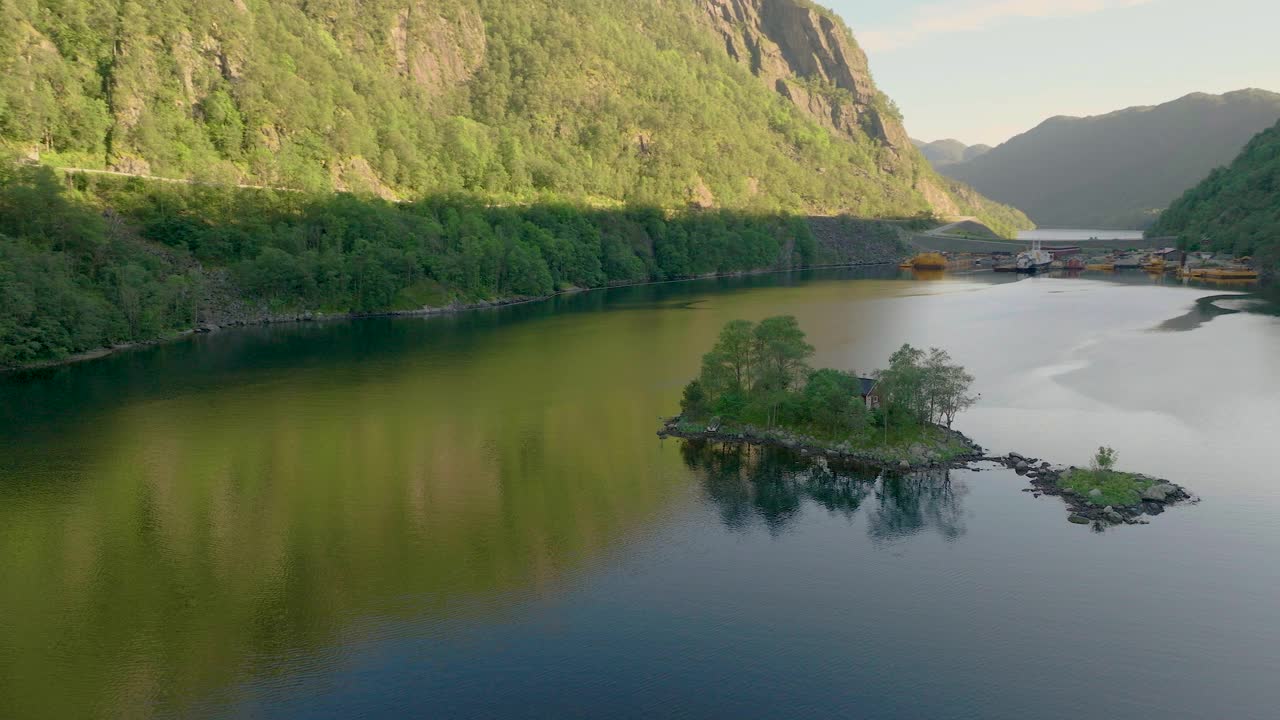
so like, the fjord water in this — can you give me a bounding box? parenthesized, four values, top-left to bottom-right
(2, 269, 1278, 719)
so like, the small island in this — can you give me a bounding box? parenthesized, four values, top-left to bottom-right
(659, 317, 1195, 529)
(659, 316, 983, 468)
(1001, 447, 1195, 526)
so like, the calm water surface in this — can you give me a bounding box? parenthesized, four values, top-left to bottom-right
(2, 269, 1278, 719)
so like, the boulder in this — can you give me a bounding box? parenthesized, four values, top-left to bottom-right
(898, 460, 910, 470)
(1141, 485, 1170, 502)
(1016, 461, 1029, 472)
(1089, 488, 1103, 499)
(1068, 514, 1092, 525)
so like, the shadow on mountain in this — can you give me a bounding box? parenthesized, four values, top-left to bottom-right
(678, 441, 966, 541)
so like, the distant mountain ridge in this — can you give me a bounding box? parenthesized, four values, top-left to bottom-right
(940, 89, 1280, 229)
(913, 138, 991, 167)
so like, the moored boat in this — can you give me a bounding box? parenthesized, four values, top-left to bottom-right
(903, 252, 948, 270)
(1015, 244, 1052, 273)
(1201, 267, 1259, 280)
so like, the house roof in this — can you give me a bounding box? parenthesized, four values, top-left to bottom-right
(857, 377, 878, 396)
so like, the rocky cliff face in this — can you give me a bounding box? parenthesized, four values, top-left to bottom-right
(698, 0, 910, 153)
(388, 2, 487, 98)
(695, 0, 979, 217)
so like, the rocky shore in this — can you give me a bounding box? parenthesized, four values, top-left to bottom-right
(658, 420, 1196, 530)
(657, 418, 984, 471)
(995, 452, 1196, 528)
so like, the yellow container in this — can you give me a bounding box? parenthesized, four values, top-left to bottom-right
(907, 252, 948, 270)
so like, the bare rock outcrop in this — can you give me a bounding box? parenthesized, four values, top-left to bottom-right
(388, 2, 487, 97)
(697, 0, 908, 153)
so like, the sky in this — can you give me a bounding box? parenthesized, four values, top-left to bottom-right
(828, 0, 1280, 146)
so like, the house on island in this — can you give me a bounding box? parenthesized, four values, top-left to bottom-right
(857, 377, 881, 411)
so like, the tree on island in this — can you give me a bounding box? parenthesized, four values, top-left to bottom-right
(876, 344, 977, 430)
(680, 317, 976, 443)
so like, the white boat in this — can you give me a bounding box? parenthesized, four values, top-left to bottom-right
(1015, 239, 1053, 273)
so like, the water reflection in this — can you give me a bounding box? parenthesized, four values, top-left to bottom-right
(1155, 292, 1280, 331)
(679, 442, 966, 541)
(867, 469, 967, 542)
(2, 267, 1276, 719)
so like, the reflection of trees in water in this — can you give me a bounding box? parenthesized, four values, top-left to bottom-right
(867, 469, 967, 542)
(680, 441, 965, 541)
(682, 441, 806, 534)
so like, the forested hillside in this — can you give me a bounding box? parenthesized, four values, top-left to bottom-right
(1, 158, 921, 368)
(0, 0, 1032, 368)
(1148, 120, 1280, 275)
(943, 90, 1280, 228)
(0, 0, 1024, 228)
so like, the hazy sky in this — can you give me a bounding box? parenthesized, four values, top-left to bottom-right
(829, 0, 1280, 145)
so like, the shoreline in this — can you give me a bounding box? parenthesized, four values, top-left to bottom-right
(658, 421, 986, 471)
(1004, 453, 1196, 527)
(659, 422, 1195, 529)
(3, 260, 902, 376)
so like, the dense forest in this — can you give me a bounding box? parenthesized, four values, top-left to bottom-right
(0, 0, 1034, 368)
(1148, 119, 1280, 275)
(943, 90, 1280, 229)
(2, 159, 894, 367)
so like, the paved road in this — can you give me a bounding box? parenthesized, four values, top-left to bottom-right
(56, 166, 300, 193)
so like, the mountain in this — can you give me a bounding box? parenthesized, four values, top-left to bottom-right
(942, 90, 1280, 229)
(1148, 119, 1280, 275)
(0, 0, 1030, 368)
(913, 139, 991, 167)
(0, 0, 1025, 232)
